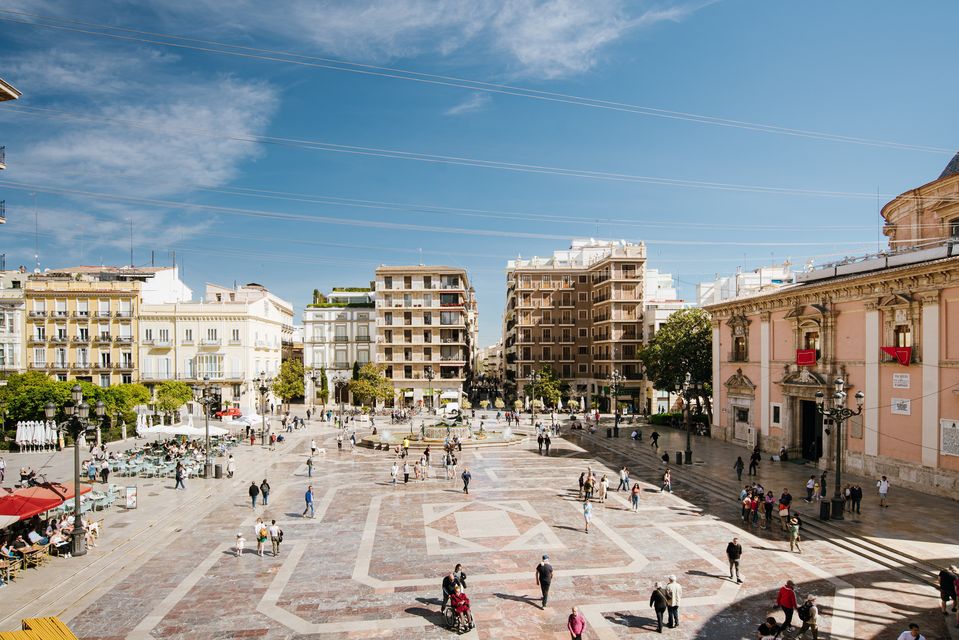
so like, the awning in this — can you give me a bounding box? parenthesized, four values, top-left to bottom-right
(440, 390, 460, 399)
(0, 483, 92, 522)
(137, 424, 229, 437)
(404, 392, 414, 398)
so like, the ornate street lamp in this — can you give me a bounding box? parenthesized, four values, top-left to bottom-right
(527, 370, 540, 426)
(44, 385, 106, 557)
(424, 366, 435, 413)
(256, 372, 272, 446)
(608, 369, 624, 434)
(192, 376, 220, 478)
(674, 372, 700, 463)
(332, 372, 348, 423)
(309, 369, 319, 414)
(816, 378, 864, 521)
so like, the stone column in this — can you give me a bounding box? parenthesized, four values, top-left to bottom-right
(864, 301, 880, 458)
(760, 312, 770, 439)
(711, 321, 722, 439)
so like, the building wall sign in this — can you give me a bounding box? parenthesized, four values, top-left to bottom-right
(891, 398, 911, 416)
(892, 373, 911, 389)
(942, 419, 959, 457)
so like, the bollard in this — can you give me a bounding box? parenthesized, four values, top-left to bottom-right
(214, 464, 223, 479)
(675, 451, 683, 465)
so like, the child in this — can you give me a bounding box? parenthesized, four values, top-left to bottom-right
(235, 533, 245, 557)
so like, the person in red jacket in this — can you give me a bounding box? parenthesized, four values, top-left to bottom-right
(567, 606, 587, 639)
(450, 584, 474, 631)
(776, 580, 798, 631)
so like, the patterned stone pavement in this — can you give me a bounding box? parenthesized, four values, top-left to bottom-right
(4, 416, 953, 639)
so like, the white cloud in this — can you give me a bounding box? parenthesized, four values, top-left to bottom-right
(445, 92, 491, 116)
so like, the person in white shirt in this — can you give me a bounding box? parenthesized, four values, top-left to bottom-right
(877, 475, 890, 508)
(234, 533, 245, 557)
(897, 623, 925, 640)
(664, 575, 683, 628)
(267, 520, 282, 557)
(797, 595, 819, 639)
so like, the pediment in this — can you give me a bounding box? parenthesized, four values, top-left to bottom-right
(779, 368, 828, 387)
(724, 368, 755, 393)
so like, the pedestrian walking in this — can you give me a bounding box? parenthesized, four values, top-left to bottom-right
(631, 481, 642, 511)
(779, 488, 793, 531)
(0, 456, 5, 483)
(462, 467, 471, 494)
(804, 475, 815, 502)
(226, 454, 236, 478)
(749, 448, 761, 476)
(260, 479, 271, 506)
(567, 606, 586, 640)
(234, 532, 245, 557)
(599, 474, 609, 503)
(174, 462, 186, 490)
(776, 580, 798, 630)
(303, 485, 315, 518)
(578, 472, 586, 499)
(535, 555, 553, 608)
(788, 516, 802, 553)
(100, 459, 110, 484)
(544, 432, 551, 454)
(661, 468, 672, 493)
(796, 594, 820, 639)
(248, 481, 259, 508)
(583, 499, 593, 533)
(938, 565, 958, 614)
(306, 456, 314, 477)
(617, 466, 629, 491)
(877, 475, 891, 507)
(651, 430, 660, 450)
(649, 582, 669, 633)
(390, 461, 398, 485)
(255, 519, 267, 556)
(852, 484, 863, 513)
(734, 456, 745, 481)
(726, 536, 743, 583)
(311, 439, 317, 455)
(537, 433, 544, 454)
(403, 461, 411, 484)
(664, 575, 682, 628)
(897, 623, 926, 640)
(268, 519, 283, 557)
(250, 432, 255, 447)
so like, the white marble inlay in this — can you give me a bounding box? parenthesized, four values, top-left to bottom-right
(455, 510, 519, 539)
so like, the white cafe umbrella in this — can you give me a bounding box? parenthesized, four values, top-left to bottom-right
(45, 421, 55, 446)
(30, 421, 41, 445)
(579, 396, 585, 411)
(15, 422, 24, 447)
(524, 396, 530, 411)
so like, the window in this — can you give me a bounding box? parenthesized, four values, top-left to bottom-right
(358, 349, 370, 364)
(144, 328, 153, 341)
(404, 330, 412, 343)
(522, 347, 532, 360)
(78, 326, 89, 341)
(578, 310, 588, 320)
(384, 276, 393, 289)
(542, 328, 551, 341)
(184, 328, 193, 342)
(404, 365, 412, 379)
(894, 324, 912, 348)
(578, 346, 589, 355)
(99, 323, 110, 339)
(232, 383, 242, 398)
(440, 311, 458, 325)
(207, 328, 218, 341)
(562, 346, 571, 360)
(404, 294, 412, 307)
(385, 347, 393, 361)
(100, 350, 111, 366)
(578, 275, 587, 284)
(734, 407, 749, 423)
(76, 300, 89, 316)
(951, 219, 959, 239)
(771, 403, 782, 427)
(543, 346, 552, 360)
(231, 329, 240, 341)
(404, 276, 412, 289)
(98, 300, 110, 315)
(423, 276, 432, 289)
(578, 363, 588, 373)
(384, 312, 393, 325)
(54, 300, 67, 317)
(33, 300, 46, 314)
(33, 347, 45, 365)
(423, 330, 432, 343)
(35, 326, 46, 340)
(385, 330, 393, 343)
(118, 300, 132, 316)
(56, 325, 67, 340)
(55, 347, 67, 366)
(99, 374, 111, 387)
(562, 364, 572, 377)
(578, 292, 587, 302)
(122, 374, 132, 384)
(404, 312, 412, 325)
(803, 330, 820, 354)
(121, 351, 133, 367)
(404, 348, 412, 361)
(76, 348, 88, 366)
(424, 312, 432, 325)
(579, 328, 588, 337)
(423, 347, 432, 361)
(733, 336, 747, 361)
(196, 354, 223, 378)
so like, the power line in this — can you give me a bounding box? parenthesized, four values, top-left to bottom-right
(0, 8, 950, 156)
(0, 178, 882, 248)
(3, 104, 927, 201)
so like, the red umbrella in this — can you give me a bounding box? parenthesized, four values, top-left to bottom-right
(0, 483, 92, 521)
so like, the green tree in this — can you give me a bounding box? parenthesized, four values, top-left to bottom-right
(272, 359, 305, 411)
(530, 366, 567, 409)
(348, 363, 393, 407)
(479, 399, 490, 410)
(154, 381, 194, 423)
(316, 368, 329, 404)
(0, 372, 70, 423)
(639, 307, 713, 423)
(352, 360, 361, 380)
(494, 398, 505, 410)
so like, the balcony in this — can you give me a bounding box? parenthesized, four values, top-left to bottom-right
(228, 339, 241, 345)
(254, 339, 269, 347)
(181, 339, 194, 346)
(51, 361, 69, 370)
(94, 310, 111, 318)
(73, 310, 90, 318)
(74, 362, 91, 370)
(95, 335, 112, 344)
(114, 336, 134, 344)
(141, 372, 174, 381)
(114, 362, 135, 370)
(333, 361, 350, 369)
(115, 310, 133, 318)
(200, 338, 221, 347)
(334, 336, 349, 342)
(28, 336, 45, 344)
(141, 338, 155, 345)
(29, 362, 48, 370)
(52, 310, 70, 318)
(355, 335, 372, 342)
(28, 310, 47, 318)
(51, 336, 69, 344)
(153, 340, 172, 348)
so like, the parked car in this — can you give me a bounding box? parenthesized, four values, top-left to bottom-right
(215, 407, 242, 418)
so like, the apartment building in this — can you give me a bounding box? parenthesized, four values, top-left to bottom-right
(504, 239, 648, 412)
(374, 266, 477, 408)
(697, 262, 796, 306)
(302, 288, 376, 405)
(25, 268, 145, 386)
(139, 282, 293, 414)
(0, 77, 22, 226)
(643, 269, 688, 414)
(0, 269, 26, 373)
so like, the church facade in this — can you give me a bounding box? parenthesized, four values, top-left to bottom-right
(705, 154, 959, 497)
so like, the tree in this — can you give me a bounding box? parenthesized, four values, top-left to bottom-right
(0, 372, 70, 423)
(531, 366, 567, 409)
(639, 307, 713, 424)
(494, 398, 505, 410)
(154, 381, 194, 423)
(272, 359, 305, 411)
(317, 368, 329, 404)
(352, 360, 361, 381)
(479, 399, 490, 410)
(348, 363, 393, 407)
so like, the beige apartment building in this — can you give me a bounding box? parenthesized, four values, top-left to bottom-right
(504, 239, 647, 412)
(1, 76, 22, 225)
(374, 266, 477, 408)
(25, 269, 143, 386)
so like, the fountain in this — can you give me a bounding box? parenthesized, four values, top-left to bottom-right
(359, 409, 526, 450)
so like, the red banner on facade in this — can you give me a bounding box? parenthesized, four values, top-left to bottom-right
(796, 349, 817, 366)
(881, 346, 912, 366)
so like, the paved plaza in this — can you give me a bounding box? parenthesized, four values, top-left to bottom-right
(1, 414, 957, 639)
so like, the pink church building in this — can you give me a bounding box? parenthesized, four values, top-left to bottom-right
(705, 153, 959, 497)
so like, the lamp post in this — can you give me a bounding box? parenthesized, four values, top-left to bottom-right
(527, 370, 539, 426)
(674, 372, 699, 464)
(256, 372, 271, 446)
(332, 373, 348, 424)
(191, 376, 220, 478)
(44, 385, 105, 557)
(816, 378, 864, 521)
(424, 366, 435, 414)
(608, 369, 624, 434)
(309, 369, 318, 415)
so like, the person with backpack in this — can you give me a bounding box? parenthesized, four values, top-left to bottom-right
(260, 479, 271, 506)
(776, 580, 798, 631)
(796, 595, 819, 639)
(268, 519, 283, 557)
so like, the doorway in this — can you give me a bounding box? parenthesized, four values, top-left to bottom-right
(799, 399, 822, 461)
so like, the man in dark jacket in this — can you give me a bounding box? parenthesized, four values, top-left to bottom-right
(260, 479, 271, 506)
(248, 481, 260, 509)
(649, 582, 669, 632)
(726, 536, 743, 583)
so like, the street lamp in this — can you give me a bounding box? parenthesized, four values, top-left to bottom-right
(332, 372, 348, 423)
(608, 370, 624, 434)
(256, 372, 272, 446)
(674, 372, 699, 464)
(527, 370, 539, 426)
(309, 369, 319, 415)
(424, 366, 435, 413)
(191, 376, 220, 478)
(44, 385, 106, 557)
(816, 378, 864, 521)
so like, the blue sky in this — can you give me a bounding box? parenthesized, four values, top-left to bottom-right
(0, 1, 956, 346)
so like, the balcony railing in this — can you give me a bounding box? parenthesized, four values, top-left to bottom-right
(115, 336, 134, 344)
(52, 310, 69, 318)
(115, 310, 133, 318)
(114, 362, 134, 370)
(334, 336, 349, 342)
(200, 338, 221, 346)
(181, 339, 195, 345)
(95, 310, 111, 318)
(29, 362, 48, 369)
(141, 372, 174, 381)
(73, 310, 90, 317)
(333, 361, 350, 369)
(51, 336, 69, 344)
(28, 310, 47, 318)
(228, 339, 241, 345)
(142, 338, 155, 345)
(95, 335, 112, 343)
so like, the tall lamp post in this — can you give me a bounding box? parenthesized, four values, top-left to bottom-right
(44, 385, 105, 557)
(309, 369, 319, 415)
(256, 372, 272, 446)
(527, 370, 539, 426)
(424, 366, 435, 414)
(816, 378, 864, 521)
(192, 376, 220, 478)
(332, 373, 348, 423)
(674, 373, 701, 464)
(608, 370, 624, 434)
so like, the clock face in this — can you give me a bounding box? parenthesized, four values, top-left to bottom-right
(734, 326, 744, 336)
